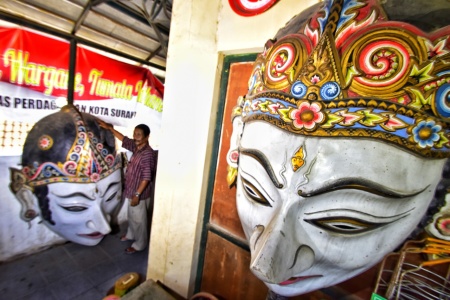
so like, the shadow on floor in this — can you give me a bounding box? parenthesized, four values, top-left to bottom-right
(0, 231, 148, 300)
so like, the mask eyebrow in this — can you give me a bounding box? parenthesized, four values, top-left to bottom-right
(298, 178, 428, 198)
(239, 147, 283, 188)
(51, 191, 95, 201)
(100, 181, 121, 197)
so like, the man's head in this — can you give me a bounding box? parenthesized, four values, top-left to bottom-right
(135, 124, 150, 137)
(133, 124, 150, 149)
(226, 0, 450, 296)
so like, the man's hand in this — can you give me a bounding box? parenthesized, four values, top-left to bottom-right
(130, 196, 140, 207)
(97, 118, 124, 141)
(97, 119, 113, 131)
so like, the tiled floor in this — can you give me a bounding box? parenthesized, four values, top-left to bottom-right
(0, 230, 149, 300)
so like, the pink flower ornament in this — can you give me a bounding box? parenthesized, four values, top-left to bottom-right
(290, 101, 325, 131)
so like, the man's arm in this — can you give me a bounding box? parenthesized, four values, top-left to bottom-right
(97, 119, 124, 141)
(130, 179, 150, 206)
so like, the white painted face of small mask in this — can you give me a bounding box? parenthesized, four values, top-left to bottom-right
(236, 121, 446, 297)
(43, 169, 122, 246)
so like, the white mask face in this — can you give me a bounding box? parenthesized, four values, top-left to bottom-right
(43, 169, 122, 246)
(236, 121, 446, 297)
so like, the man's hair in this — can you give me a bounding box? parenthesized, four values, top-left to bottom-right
(135, 124, 150, 137)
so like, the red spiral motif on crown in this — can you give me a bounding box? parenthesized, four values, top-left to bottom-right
(78, 131, 87, 141)
(266, 43, 296, 84)
(105, 154, 115, 167)
(355, 40, 409, 87)
(73, 145, 83, 153)
(63, 161, 77, 175)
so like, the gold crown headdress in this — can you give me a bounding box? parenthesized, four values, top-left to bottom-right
(11, 105, 121, 189)
(231, 0, 450, 161)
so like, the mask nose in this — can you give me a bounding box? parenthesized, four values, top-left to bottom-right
(86, 208, 111, 235)
(249, 201, 315, 284)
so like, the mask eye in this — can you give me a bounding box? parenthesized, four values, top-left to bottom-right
(241, 177, 272, 207)
(59, 205, 87, 212)
(105, 192, 117, 202)
(305, 217, 388, 235)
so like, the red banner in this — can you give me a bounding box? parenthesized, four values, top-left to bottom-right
(0, 21, 164, 129)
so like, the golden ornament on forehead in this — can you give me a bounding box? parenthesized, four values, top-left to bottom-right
(291, 146, 305, 172)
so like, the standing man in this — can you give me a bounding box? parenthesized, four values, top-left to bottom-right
(98, 119, 155, 254)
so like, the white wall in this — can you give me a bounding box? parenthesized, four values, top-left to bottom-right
(147, 0, 319, 298)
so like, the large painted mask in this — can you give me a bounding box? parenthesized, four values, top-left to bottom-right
(9, 105, 123, 246)
(226, 0, 450, 297)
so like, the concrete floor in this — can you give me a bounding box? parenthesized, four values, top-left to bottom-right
(0, 231, 148, 300)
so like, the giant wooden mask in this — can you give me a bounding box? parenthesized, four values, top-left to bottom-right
(227, 0, 450, 297)
(10, 105, 123, 246)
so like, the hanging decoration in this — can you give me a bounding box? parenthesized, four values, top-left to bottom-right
(228, 0, 279, 17)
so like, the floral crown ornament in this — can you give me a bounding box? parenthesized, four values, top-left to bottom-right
(227, 0, 450, 160)
(12, 105, 121, 189)
(229, 0, 450, 166)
